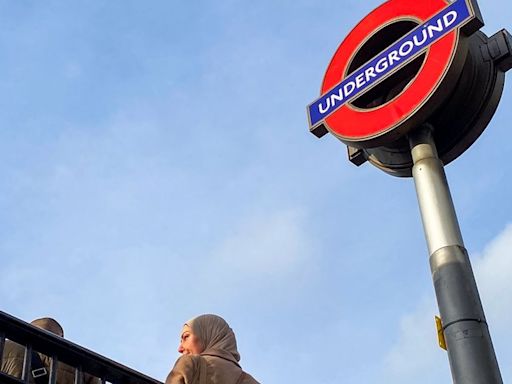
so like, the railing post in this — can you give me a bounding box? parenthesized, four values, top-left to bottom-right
(0, 332, 5, 362)
(21, 344, 32, 384)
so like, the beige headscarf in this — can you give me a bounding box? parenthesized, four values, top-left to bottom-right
(186, 314, 241, 367)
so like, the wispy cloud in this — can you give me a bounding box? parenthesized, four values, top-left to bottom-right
(381, 224, 512, 383)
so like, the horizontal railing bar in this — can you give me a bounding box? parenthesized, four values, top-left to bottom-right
(0, 311, 162, 384)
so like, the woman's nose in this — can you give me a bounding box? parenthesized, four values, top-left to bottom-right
(178, 344, 184, 353)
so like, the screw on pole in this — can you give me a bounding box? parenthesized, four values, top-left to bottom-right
(409, 125, 502, 384)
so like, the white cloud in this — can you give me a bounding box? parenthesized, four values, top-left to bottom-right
(473, 224, 512, 380)
(382, 296, 448, 383)
(382, 224, 512, 383)
(474, 224, 512, 332)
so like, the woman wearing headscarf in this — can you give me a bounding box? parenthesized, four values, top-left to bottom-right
(166, 314, 260, 384)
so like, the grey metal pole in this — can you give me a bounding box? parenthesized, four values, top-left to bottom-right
(409, 126, 502, 384)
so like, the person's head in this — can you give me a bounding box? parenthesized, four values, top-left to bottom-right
(178, 314, 240, 363)
(178, 324, 204, 355)
(31, 317, 64, 337)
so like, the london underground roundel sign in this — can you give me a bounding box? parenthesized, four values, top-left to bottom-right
(307, 0, 484, 148)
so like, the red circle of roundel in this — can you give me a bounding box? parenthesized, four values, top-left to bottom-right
(322, 0, 458, 145)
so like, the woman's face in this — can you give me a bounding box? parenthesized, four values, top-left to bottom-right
(178, 325, 204, 355)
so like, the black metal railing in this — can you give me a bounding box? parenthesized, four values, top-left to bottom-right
(0, 311, 163, 384)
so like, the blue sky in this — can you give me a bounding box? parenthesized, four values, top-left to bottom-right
(0, 1, 511, 383)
